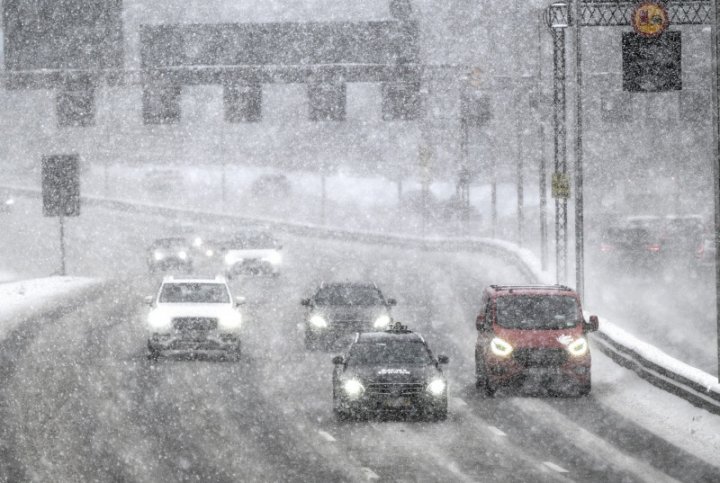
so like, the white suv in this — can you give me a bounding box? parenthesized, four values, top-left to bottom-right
(145, 276, 244, 360)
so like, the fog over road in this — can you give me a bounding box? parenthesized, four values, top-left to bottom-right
(0, 201, 717, 482)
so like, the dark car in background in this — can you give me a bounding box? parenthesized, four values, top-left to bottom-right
(147, 237, 193, 273)
(597, 225, 663, 272)
(250, 174, 292, 199)
(596, 214, 708, 277)
(301, 282, 396, 350)
(332, 323, 448, 421)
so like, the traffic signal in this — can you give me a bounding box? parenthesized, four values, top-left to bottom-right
(461, 94, 492, 128)
(143, 84, 182, 124)
(224, 82, 262, 123)
(382, 81, 421, 120)
(308, 81, 346, 121)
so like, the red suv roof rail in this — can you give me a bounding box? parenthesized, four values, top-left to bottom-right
(489, 284, 574, 292)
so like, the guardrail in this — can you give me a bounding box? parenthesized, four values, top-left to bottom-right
(592, 318, 720, 416)
(6, 184, 720, 414)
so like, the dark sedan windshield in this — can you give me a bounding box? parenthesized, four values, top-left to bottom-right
(347, 341, 433, 365)
(496, 295, 580, 330)
(159, 283, 230, 304)
(314, 286, 384, 306)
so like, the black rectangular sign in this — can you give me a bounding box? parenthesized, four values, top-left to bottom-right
(622, 32, 681, 92)
(42, 154, 81, 217)
(3, 0, 124, 75)
(140, 22, 419, 68)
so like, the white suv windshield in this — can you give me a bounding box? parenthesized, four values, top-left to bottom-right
(159, 283, 230, 304)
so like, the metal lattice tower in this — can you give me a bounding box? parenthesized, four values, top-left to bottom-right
(547, 3, 570, 284)
(544, 0, 712, 286)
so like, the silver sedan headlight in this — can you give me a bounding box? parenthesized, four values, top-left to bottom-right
(309, 314, 328, 328)
(147, 310, 171, 333)
(373, 314, 391, 329)
(343, 378, 365, 399)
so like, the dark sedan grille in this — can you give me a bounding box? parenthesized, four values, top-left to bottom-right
(366, 383, 425, 396)
(331, 320, 368, 332)
(172, 317, 218, 331)
(513, 348, 568, 367)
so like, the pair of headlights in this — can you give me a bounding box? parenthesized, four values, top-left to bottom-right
(489, 337, 589, 358)
(153, 250, 188, 261)
(147, 312, 242, 332)
(309, 314, 391, 329)
(342, 378, 446, 399)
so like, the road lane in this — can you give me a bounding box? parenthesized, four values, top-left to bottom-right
(0, 201, 718, 481)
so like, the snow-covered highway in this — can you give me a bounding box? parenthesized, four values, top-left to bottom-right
(0, 198, 719, 482)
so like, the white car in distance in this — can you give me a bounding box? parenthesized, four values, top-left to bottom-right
(145, 276, 244, 360)
(222, 231, 283, 278)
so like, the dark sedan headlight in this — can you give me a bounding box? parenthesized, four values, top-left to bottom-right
(343, 378, 365, 399)
(426, 378, 446, 397)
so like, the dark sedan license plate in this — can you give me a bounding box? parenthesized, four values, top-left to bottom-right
(384, 397, 410, 409)
(526, 367, 561, 377)
(180, 331, 208, 341)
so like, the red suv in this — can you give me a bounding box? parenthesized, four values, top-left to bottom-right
(474, 285, 598, 397)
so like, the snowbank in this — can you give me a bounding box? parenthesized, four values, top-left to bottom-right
(597, 315, 720, 394)
(0, 277, 100, 340)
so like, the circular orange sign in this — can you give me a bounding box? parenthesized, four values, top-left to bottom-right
(631, 2, 669, 37)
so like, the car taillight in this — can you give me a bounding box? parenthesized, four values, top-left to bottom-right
(696, 243, 705, 257)
(600, 243, 614, 253)
(646, 243, 661, 253)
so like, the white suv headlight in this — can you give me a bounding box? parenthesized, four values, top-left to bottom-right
(147, 310, 171, 333)
(218, 313, 242, 332)
(490, 337, 513, 357)
(567, 337, 589, 357)
(177, 250, 188, 260)
(153, 251, 164, 261)
(373, 314, 391, 329)
(262, 251, 283, 265)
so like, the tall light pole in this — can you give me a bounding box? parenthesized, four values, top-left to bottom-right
(573, 0, 586, 298)
(712, 0, 720, 379)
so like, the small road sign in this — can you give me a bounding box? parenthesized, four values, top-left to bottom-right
(552, 172, 570, 199)
(42, 154, 81, 217)
(631, 2, 669, 38)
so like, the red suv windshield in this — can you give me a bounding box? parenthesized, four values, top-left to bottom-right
(495, 295, 580, 330)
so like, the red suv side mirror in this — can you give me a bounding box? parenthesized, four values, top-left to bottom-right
(476, 313, 486, 331)
(586, 315, 599, 333)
